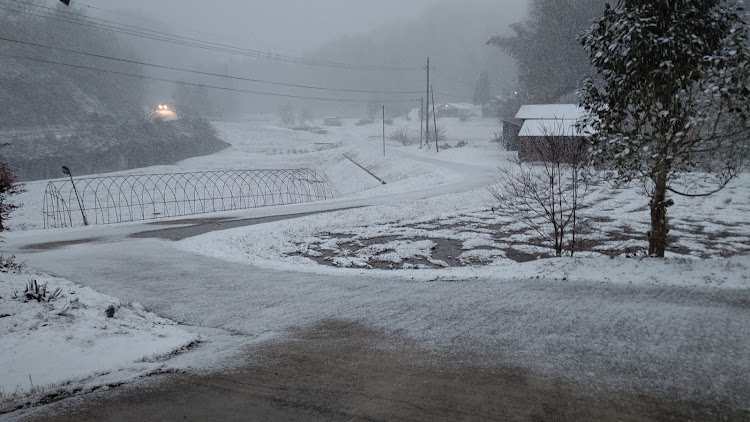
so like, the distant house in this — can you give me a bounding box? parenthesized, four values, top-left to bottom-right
(514, 104, 589, 162)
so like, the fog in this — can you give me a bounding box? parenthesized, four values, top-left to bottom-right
(89, 0, 447, 52)
(0, 0, 529, 131)
(81, 0, 529, 116)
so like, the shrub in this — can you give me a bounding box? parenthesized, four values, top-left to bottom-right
(434, 124, 448, 144)
(0, 253, 24, 273)
(389, 126, 414, 146)
(13, 280, 61, 303)
(0, 149, 24, 231)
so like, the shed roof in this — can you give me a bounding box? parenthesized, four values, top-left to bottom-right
(515, 104, 585, 120)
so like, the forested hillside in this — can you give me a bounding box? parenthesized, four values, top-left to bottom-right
(0, 1, 227, 181)
(0, 2, 144, 129)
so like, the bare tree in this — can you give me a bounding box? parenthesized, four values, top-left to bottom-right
(389, 125, 413, 146)
(278, 103, 296, 127)
(488, 123, 589, 257)
(297, 108, 313, 127)
(434, 124, 448, 145)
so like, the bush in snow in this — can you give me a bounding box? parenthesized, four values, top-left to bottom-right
(489, 123, 590, 257)
(13, 280, 61, 303)
(0, 253, 24, 273)
(389, 126, 415, 146)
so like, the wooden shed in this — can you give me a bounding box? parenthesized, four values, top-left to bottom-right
(514, 104, 589, 162)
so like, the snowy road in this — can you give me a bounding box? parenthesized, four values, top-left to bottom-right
(12, 234, 750, 416)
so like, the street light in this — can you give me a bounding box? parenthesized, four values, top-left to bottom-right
(62, 166, 88, 226)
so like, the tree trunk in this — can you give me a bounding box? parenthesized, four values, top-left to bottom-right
(648, 168, 670, 257)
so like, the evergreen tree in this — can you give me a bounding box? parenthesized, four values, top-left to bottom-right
(488, 0, 610, 108)
(579, 0, 750, 257)
(473, 71, 493, 108)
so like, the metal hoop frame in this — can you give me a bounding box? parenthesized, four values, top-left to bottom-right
(43, 169, 334, 228)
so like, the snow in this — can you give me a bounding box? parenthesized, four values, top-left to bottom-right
(514, 104, 586, 120)
(0, 270, 197, 411)
(174, 181, 750, 289)
(4, 114, 750, 415)
(7, 116, 503, 232)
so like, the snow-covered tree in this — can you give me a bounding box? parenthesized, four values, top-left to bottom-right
(579, 0, 750, 257)
(488, 0, 609, 108)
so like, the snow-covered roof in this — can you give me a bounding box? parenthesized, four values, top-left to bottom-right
(519, 119, 585, 137)
(515, 104, 585, 120)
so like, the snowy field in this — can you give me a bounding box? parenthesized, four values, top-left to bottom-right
(3, 112, 750, 416)
(175, 177, 750, 288)
(9, 113, 500, 232)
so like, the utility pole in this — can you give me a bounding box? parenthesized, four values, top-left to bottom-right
(382, 105, 386, 156)
(419, 97, 424, 148)
(431, 85, 438, 153)
(425, 57, 430, 145)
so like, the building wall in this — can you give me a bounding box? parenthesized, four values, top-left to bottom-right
(518, 136, 584, 163)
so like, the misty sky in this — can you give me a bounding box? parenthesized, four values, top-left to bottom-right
(83, 0, 454, 53)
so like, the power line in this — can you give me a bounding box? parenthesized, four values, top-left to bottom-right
(74, 0, 331, 60)
(0, 0, 422, 72)
(0, 1, 464, 100)
(0, 0, 389, 70)
(0, 36, 424, 95)
(0, 52, 418, 103)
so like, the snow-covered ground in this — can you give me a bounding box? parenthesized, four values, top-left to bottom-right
(0, 268, 197, 412)
(3, 114, 750, 416)
(9, 115, 502, 231)
(2, 115, 505, 412)
(174, 179, 750, 288)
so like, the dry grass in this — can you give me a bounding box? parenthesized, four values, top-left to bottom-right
(0, 253, 25, 274)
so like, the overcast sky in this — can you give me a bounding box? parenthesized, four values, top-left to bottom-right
(80, 0, 449, 53)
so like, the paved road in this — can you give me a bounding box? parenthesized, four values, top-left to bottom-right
(28, 320, 750, 422)
(9, 231, 750, 420)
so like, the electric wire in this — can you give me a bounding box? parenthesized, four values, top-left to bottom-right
(0, 36, 424, 95)
(0, 52, 418, 103)
(0, 0, 422, 71)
